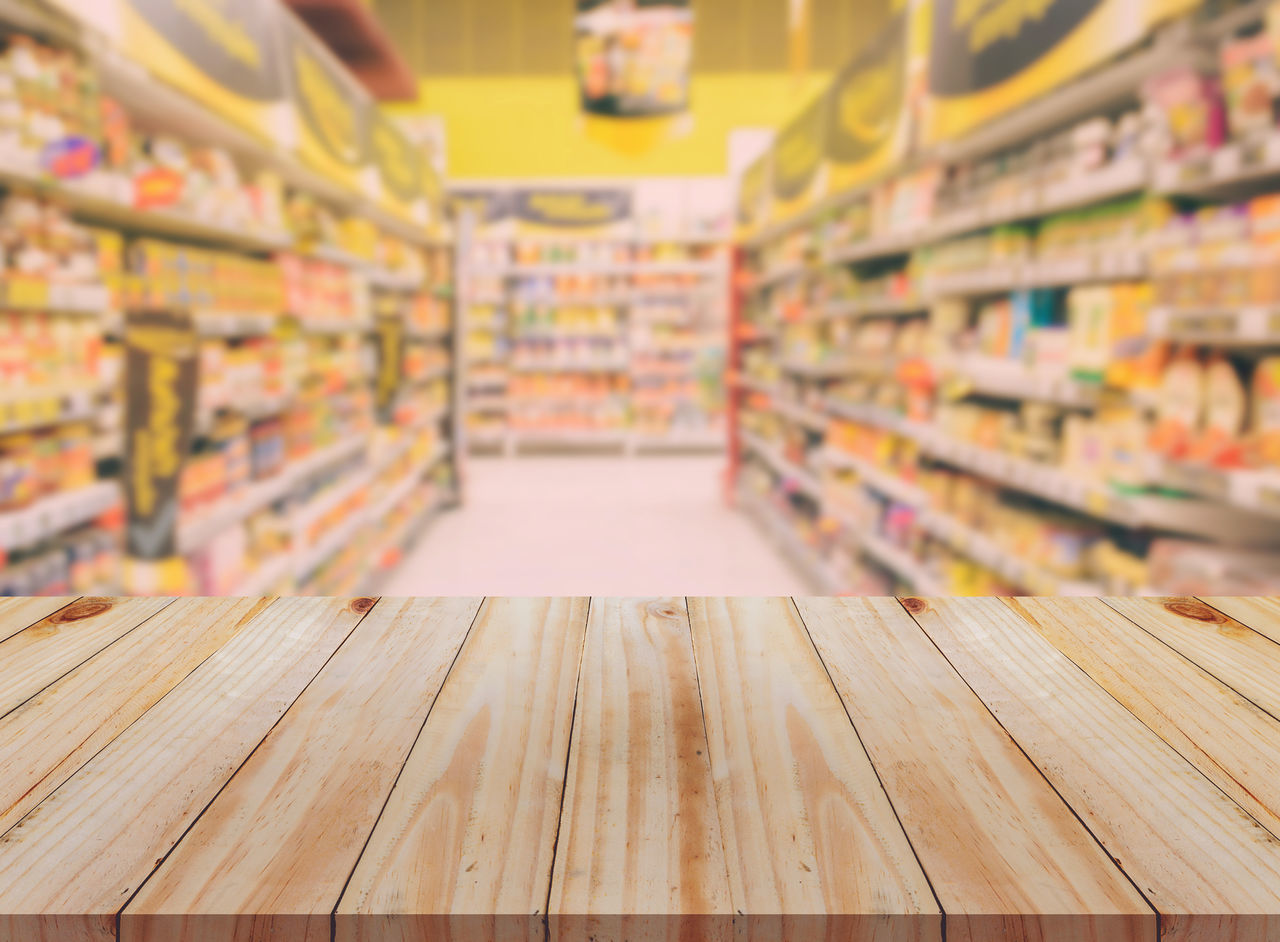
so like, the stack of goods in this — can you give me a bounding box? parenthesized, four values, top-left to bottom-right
(507, 373, 629, 432)
(513, 241, 631, 266)
(278, 254, 363, 325)
(127, 240, 285, 314)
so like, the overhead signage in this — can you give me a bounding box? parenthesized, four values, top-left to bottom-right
(370, 111, 424, 214)
(512, 188, 632, 233)
(124, 308, 199, 560)
(114, 0, 286, 141)
(825, 9, 911, 193)
(279, 10, 369, 189)
(924, 0, 1201, 143)
(575, 0, 693, 118)
(771, 91, 828, 220)
(736, 153, 772, 239)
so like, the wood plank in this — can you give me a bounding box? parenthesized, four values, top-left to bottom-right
(687, 597, 940, 942)
(0, 597, 173, 720)
(1105, 597, 1280, 721)
(122, 596, 483, 942)
(549, 598, 731, 942)
(0, 596, 266, 836)
(914, 596, 1280, 942)
(1008, 596, 1280, 840)
(0, 597, 76, 643)
(0, 596, 373, 942)
(1197, 596, 1280, 648)
(336, 597, 588, 942)
(795, 597, 1154, 942)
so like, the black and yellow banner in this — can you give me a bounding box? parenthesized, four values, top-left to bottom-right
(736, 153, 772, 240)
(825, 9, 911, 193)
(279, 11, 369, 190)
(115, 0, 286, 141)
(512, 188, 632, 234)
(370, 111, 424, 216)
(771, 91, 828, 222)
(924, 0, 1200, 143)
(124, 308, 199, 560)
(374, 307, 405, 425)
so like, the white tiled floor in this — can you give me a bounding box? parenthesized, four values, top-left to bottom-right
(382, 455, 808, 596)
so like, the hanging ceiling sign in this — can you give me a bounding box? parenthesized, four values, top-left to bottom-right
(575, 0, 693, 119)
(369, 111, 424, 217)
(113, 0, 288, 142)
(736, 152, 773, 240)
(825, 9, 912, 193)
(512, 188, 633, 235)
(278, 10, 371, 191)
(924, 0, 1200, 144)
(770, 91, 828, 222)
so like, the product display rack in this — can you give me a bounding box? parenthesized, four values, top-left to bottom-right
(458, 229, 730, 456)
(732, 0, 1280, 598)
(0, 0, 460, 597)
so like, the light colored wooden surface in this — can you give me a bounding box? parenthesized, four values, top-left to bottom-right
(917, 596, 1280, 942)
(797, 597, 1152, 942)
(122, 597, 483, 942)
(550, 598, 730, 942)
(1, 596, 1279, 942)
(337, 597, 588, 942)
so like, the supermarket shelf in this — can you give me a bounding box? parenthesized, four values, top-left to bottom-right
(771, 397, 829, 433)
(0, 481, 120, 553)
(0, 384, 108, 434)
(819, 296, 928, 320)
(823, 231, 920, 266)
(915, 428, 1280, 544)
(1148, 306, 1280, 346)
(367, 449, 450, 524)
(820, 448, 926, 508)
(176, 437, 368, 554)
(509, 430, 631, 452)
(0, 165, 293, 253)
(293, 501, 372, 581)
(409, 365, 453, 384)
(930, 157, 1149, 241)
(781, 357, 893, 380)
(822, 397, 918, 436)
(1154, 132, 1280, 200)
(234, 552, 296, 597)
(1156, 462, 1280, 521)
(366, 269, 427, 292)
(304, 317, 371, 336)
(917, 508, 1104, 596)
(509, 360, 630, 373)
(857, 527, 944, 595)
(924, 251, 1147, 297)
(747, 258, 811, 291)
(736, 488, 844, 595)
(407, 325, 452, 341)
(0, 279, 111, 314)
(496, 261, 726, 277)
(739, 430, 822, 500)
(194, 312, 281, 338)
(940, 356, 1101, 409)
(509, 294, 632, 307)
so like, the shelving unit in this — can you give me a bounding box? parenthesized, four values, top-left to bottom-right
(456, 213, 731, 456)
(731, 0, 1280, 597)
(0, 0, 459, 597)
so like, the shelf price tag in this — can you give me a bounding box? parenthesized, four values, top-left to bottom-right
(123, 309, 198, 560)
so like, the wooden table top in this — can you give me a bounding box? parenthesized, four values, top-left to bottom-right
(1, 596, 1279, 942)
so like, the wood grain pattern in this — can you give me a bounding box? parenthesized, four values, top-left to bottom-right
(549, 598, 731, 942)
(1200, 597, 1280, 646)
(1103, 598, 1280, 720)
(122, 597, 483, 942)
(915, 596, 1280, 942)
(0, 596, 76, 643)
(688, 597, 940, 942)
(336, 597, 589, 942)
(0, 597, 369, 942)
(796, 597, 1154, 942)
(0, 596, 265, 836)
(0, 597, 172, 719)
(1008, 596, 1280, 840)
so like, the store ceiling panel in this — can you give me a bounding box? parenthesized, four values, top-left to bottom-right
(374, 0, 873, 76)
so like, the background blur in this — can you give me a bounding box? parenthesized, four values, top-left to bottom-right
(3, 0, 1280, 598)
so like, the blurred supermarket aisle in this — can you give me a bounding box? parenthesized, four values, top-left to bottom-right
(382, 456, 807, 596)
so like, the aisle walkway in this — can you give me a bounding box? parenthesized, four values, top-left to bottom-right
(382, 456, 808, 596)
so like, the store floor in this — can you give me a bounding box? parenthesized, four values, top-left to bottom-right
(382, 455, 808, 596)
